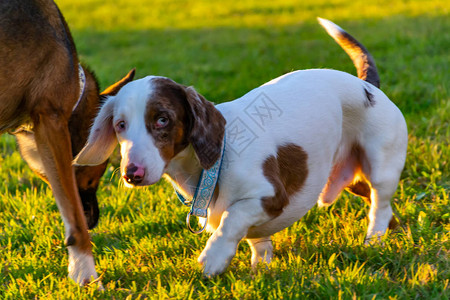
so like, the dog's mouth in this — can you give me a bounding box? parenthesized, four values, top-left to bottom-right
(78, 188, 99, 229)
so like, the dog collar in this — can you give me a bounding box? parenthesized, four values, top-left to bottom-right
(173, 133, 226, 234)
(72, 64, 86, 112)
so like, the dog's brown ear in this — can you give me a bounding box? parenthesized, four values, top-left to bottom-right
(74, 97, 117, 166)
(100, 68, 136, 96)
(185, 87, 226, 169)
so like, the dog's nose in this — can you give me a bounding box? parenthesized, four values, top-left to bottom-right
(123, 163, 145, 185)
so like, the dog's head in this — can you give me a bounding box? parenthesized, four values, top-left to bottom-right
(74, 76, 226, 187)
(70, 68, 136, 228)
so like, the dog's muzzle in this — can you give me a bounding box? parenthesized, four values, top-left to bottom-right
(78, 188, 100, 229)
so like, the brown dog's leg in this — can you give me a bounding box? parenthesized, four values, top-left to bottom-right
(33, 113, 98, 285)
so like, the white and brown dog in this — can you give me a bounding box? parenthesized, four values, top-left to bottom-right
(75, 18, 407, 276)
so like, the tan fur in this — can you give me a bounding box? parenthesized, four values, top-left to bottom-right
(0, 0, 134, 284)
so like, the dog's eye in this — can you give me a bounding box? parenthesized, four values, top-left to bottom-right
(116, 120, 126, 132)
(155, 117, 169, 128)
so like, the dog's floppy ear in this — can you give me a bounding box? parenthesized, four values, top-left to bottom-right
(185, 87, 226, 169)
(75, 69, 135, 166)
(100, 68, 135, 97)
(74, 97, 117, 166)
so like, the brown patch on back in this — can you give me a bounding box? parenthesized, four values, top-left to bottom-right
(0, 1, 79, 133)
(262, 144, 308, 217)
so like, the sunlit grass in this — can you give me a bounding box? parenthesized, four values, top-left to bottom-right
(1, 0, 449, 298)
(58, 0, 448, 30)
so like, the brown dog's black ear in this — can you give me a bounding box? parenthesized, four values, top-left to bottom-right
(184, 87, 226, 169)
(100, 68, 136, 96)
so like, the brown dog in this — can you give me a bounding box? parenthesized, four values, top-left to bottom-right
(0, 0, 134, 284)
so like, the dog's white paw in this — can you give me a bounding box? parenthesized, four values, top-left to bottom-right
(198, 238, 237, 277)
(248, 238, 273, 269)
(68, 247, 100, 286)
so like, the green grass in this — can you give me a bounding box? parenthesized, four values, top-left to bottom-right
(1, 0, 449, 298)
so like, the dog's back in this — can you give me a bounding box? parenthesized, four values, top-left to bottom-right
(0, 0, 78, 132)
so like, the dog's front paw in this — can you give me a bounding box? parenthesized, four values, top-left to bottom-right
(198, 238, 237, 277)
(68, 247, 101, 287)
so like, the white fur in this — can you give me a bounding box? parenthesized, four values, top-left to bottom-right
(318, 17, 344, 37)
(68, 247, 98, 286)
(113, 77, 167, 186)
(199, 70, 404, 274)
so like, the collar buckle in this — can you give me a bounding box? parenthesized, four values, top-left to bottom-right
(173, 133, 226, 234)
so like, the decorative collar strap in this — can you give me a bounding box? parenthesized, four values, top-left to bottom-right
(72, 64, 86, 112)
(173, 133, 226, 234)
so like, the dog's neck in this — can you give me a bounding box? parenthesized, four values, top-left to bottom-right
(163, 145, 203, 200)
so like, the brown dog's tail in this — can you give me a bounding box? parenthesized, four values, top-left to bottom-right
(318, 17, 380, 88)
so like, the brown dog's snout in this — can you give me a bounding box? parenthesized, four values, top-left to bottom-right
(123, 163, 145, 185)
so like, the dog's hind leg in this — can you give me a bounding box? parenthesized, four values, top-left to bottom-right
(247, 236, 273, 268)
(361, 139, 407, 241)
(317, 153, 360, 207)
(364, 164, 403, 241)
(33, 113, 98, 285)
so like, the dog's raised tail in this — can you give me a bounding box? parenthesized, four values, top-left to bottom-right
(318, 17, 380, 88)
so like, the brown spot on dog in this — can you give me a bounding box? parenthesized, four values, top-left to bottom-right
(261, 144, 308, 217)
(145, 77, 226, 169)
(145, 78, 191, 164)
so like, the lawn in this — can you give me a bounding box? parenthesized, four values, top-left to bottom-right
(0, 0, 449, 298)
